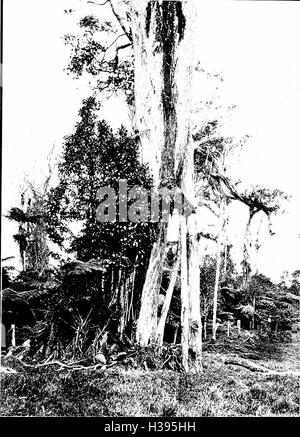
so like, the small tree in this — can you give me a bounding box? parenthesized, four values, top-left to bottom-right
(7, 179, 52, 276)
(47, 97, 156, 339)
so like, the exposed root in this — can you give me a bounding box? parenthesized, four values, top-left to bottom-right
(13, 357, 118, 372)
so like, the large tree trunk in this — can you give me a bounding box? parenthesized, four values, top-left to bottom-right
(132, 0, 201, 372)
(135, 223, 167, 346)
(131, 0, 195, 190)
(132, 0, 198, 348)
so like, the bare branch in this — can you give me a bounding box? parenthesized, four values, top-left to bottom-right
(96, 33, 127, 66)
(87, 0, 110, 6)
(113, 42, 132, 70)
(108, 0, 132, 42)
(201, 201, 220, 217)
(197, 232, 217, 242)
(210, 172, 277, 217)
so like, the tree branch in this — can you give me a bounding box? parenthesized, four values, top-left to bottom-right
(97, 33, 128, 65)
(113, 42, 132, 70)
(87, 0, 110, 6)
(197, 231, 217, 242)
(210, 172, 277, 218)
(108, 0, 132, 42)
(81, 0, 132, 44)
(202, 201, 220, 217)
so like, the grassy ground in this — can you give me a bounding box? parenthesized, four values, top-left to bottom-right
(1, 333, 299, 417)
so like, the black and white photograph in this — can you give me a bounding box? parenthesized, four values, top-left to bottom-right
(1, 0, 300, 420)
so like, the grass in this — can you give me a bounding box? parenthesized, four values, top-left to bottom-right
(1, 334, 299, 417)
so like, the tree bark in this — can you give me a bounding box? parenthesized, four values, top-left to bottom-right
(131, 0, 195, 190)
(135, 223, 167, 346)
(11, 324, 16, 348)
(132, 0, 198, 350)
(131, 1, 202, 372)
(242, 212, 253, 286)
(118, 271, 130, 339)
(180, 212, 202, 373)
(187, 214, 202, 373)
(173, 325, 179, 345)
(180, 215, 189, 372)
(212, 197, 226, 340)
(154, 249, 179, 345)
(224, 358, 273, 373)
(237, 319, 241, 337)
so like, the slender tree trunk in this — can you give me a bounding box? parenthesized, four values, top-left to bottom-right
(212, 198, 226, 340)
(212, 246, 221, 341)
(173, 325, 179, 345)
(252, 215, 263, 275)
(187, 215, 202, 373)
(180, 215, 189, 372)
(128, 267, 136, 324)
(118, 272, 126, 339)
(223, 239, 228, 278)
(242, 209, 256, 286)
(110, 268, 114, 302)
(251, 296, 256, 330)
(237, 319, 241, 337)
(227, 320, 230, 338)
(11, 324, 16, 348)
(155, 251, 180, 345)
(180, 212, 202, 373)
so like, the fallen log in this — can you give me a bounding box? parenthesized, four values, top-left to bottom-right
(224, 357, 270, 372)
(224, 357, 300, 376)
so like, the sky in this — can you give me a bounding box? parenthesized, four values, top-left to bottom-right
(2, 0, 300, 282)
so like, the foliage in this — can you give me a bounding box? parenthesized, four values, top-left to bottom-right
(64, 9, 134, 104)
(1, 263, 15, 289)
(235, 274, 299, 330)
(285, 270, 300, 296)
(197, 249, 299, 332)
(47, 96, 157, 264)
(6, 182, 51, 273)
(2, 97, 161, 356)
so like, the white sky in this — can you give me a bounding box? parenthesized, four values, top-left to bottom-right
(2, 0, 300, 282)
